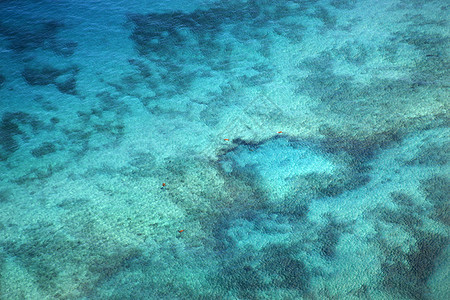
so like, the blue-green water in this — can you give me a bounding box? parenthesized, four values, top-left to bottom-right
(0, 0, 448, 299)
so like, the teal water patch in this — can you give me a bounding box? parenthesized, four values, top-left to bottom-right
(0, 0, 448, 298)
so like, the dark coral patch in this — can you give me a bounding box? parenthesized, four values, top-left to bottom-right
(390, 192, 415, 207)
(318, 215, 352, 258)
(376, 190, 448, 300)
(0, 114, 24, 154)
(431, 202, 450, 226)
(261, 245, 310, 291)
(330, 0, 357, 9)
(381, 232, 447, 299)
(0, 112, 32, 154)
(421, 176, 450, 225)
(412, 145, 448, 166)
(0, 20, 61, 52)
(0, 19, 76, 56)
(31, 142, 56, 158)
(309, 6, 337, 29)
(1, 226, 82, 293)
(335, 41, 368, 65)
(126, 0, 311, 103)
(218, 243, 310, 296)
(23, 67, 61, 85)
(55, 76, 77, 95)
(421, 175, 449, 204)
(407, 233, 448, 285)
(0, 111, 48, 161)
(319, 127, 402, 163)
(378, 206, 423, 230)
(22, 65, 78, 95)
(221, 252, 266, 297)
(0, 189, 10, 203)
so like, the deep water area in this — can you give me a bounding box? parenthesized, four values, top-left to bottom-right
(0, 0, 448, 299)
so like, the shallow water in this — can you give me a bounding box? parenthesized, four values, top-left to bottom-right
(0, 0, 448, 299)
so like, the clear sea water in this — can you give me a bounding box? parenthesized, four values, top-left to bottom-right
(0, 0, 448, 299)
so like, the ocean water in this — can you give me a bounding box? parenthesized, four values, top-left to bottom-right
(0, 0, 448, 299)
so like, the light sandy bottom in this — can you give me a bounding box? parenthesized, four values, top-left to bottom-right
(0, 0, 448, 299)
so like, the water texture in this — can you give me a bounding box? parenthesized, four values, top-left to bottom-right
(0, 0, 448, 299)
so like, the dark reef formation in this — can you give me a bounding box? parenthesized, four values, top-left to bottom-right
(22, 65, 78, 95)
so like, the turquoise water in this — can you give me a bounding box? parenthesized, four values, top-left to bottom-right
(0, 0, 448, 298)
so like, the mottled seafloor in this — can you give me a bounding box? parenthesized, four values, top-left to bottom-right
(0, 0, 448, 299)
